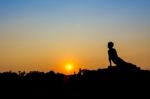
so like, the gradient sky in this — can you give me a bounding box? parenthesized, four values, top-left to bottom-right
(0, 0, 150, 74)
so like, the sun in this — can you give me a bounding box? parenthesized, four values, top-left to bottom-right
(66, 64, 73, 72)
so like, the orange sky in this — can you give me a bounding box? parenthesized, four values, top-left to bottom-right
(0, 0, 150, 74)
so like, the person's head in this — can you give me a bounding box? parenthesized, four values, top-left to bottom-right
(108, 42, 114, 49)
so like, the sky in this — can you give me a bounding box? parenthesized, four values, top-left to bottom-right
(0, 0, 150, 74)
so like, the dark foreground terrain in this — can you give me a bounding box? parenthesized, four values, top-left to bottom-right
(0, 65, 150, 98)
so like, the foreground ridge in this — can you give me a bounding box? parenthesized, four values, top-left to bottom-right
(0, 64, 150, 98)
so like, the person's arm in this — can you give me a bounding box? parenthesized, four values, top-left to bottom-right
(109, 57, 112, 66)
(108, 50, 112, 66)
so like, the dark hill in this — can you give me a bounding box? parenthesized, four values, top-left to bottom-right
(0, 64, 150, 98)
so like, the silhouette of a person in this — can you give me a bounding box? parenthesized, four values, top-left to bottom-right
(108, 42, 126, 66)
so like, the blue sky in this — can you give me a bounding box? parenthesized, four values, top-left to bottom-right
(1, 0, 150, 20)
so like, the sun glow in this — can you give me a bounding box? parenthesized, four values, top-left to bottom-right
(66, 64, 73, 72)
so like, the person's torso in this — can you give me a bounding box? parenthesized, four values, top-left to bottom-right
(108, 48, 118, 59)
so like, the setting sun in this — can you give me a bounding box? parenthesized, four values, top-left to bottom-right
(66, 64, 73, 72)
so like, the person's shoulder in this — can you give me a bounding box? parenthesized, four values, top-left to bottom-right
(111, 48, 117, 53)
